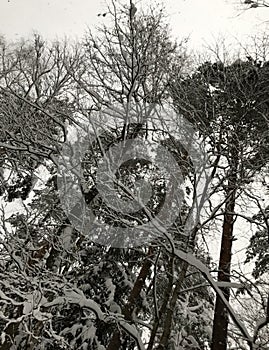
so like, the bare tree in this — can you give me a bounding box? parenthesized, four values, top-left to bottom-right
(0, 34, 82, 166)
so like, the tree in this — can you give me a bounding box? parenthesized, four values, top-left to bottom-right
(0, 2, 212, 349)
(69, 2, 214, 348)
(3, 2, 269, 349)
(170, 56, 269, 349)
(0, 34, 86, 350)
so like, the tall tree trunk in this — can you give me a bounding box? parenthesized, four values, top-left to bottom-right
(211, 139, 239, 350)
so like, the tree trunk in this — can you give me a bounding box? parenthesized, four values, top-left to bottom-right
(211, 140, 239, 350)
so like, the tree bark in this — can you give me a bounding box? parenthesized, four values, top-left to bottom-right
(211, 140, 239, 350)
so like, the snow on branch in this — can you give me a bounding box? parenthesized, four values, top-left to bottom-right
(173, 248, 253, 346)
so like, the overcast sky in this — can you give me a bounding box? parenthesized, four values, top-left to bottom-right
(0, 0, 269, 51)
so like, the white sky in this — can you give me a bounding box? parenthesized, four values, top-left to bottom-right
(0, 0, 269, 51)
